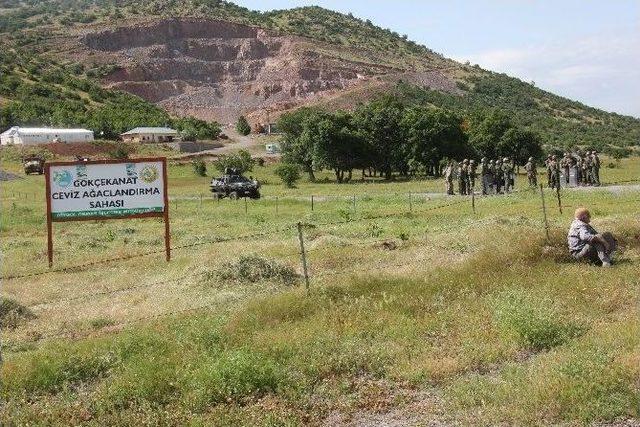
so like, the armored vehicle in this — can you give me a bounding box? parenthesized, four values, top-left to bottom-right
(209, 168, 260, 199)
(23, 155, 45, 175)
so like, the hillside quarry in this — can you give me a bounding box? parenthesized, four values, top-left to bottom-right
(63, 18, 461, 124)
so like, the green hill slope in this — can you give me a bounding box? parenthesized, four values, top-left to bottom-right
(0, 0, 638, 150)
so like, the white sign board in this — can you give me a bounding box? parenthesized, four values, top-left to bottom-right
(47, 159, 166, 220)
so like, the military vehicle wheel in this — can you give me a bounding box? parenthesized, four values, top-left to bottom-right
(229, 191, 239, 200)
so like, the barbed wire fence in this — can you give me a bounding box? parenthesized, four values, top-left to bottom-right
(2, 180, 639, 349)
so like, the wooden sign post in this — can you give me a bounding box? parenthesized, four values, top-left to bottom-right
(45, 157, 170, 267)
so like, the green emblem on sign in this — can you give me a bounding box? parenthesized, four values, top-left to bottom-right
(140, 165, 159, 183)
(53, 170, 73, 187)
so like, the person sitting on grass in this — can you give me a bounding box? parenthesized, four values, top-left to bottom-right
(567, 207, 617, 267)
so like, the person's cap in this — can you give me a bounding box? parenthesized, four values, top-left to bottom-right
(574, 207, 590, 220)
(528, 157, 533, 161)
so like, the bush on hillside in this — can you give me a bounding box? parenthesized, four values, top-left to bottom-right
(236, 115, 251, 136)
(274, 163, 301, 188)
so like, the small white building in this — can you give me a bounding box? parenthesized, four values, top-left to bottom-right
(265, 143, 281, 154)
(0, 127, 94, 145)
(121, 127, 179, 143)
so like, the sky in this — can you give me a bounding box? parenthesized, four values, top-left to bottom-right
(234, 1, 640, 117)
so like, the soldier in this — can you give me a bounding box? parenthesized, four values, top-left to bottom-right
(468, 159, 477, 194)
(575, 152, 583, 186)
(444, 160, 456, 195)
(458, 160, 468, 195)
(479, 157, 489, 195)
(583, 151, 592, 185)
(591, 150, 601, 186)
(488, 159, 496, 194)
(525, 157, 537, 187)
(545, 154, 553, 188)
(495, 158, 504, 194)
(560, 153, 572, 185)
(502, 157, 512, 192)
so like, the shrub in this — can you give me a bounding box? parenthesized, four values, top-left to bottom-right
(235, 115, 251, 136)
(493, 289, 584, 351)
(274, 163, 300, 188)
(0, 297, 35, 329)
(181, 349, 283, 410)
(217, 255, 298, 285)
(108, 144, 130, 160)
(192, 159, 207, 176)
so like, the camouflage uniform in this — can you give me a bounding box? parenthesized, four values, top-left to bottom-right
(458, 160, 469, 195)
(444, 161, 456, 195)
(575, 154, 583, 185)
(495, 159, 504, 194)
(501, 158, 512, 192)
(560, 153, 572, 185)
(488, 160, 496, 194)
(545, 155, 553, 188)
(479, 158, 489, 195)
(468, 160, 477, 194)
(583, 152, 592, 185)
(525, 157, 537, 187)
(591, 151, 600, 186)
(549, 155, 560, 190)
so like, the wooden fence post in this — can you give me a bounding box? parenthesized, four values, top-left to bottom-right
(297, 222, 310, 293)
(472, 190, 476, 214)
(540, 184, 550, 242)
(556, 185, 563, 214)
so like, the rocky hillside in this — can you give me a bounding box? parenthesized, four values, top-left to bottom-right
(1, 0, 639, 148)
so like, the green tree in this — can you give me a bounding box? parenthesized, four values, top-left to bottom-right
(312, 111, 368, 183)
(401, 106, 468, 176)
(274, 163, 301, 188)
(214, 150, 255, 174)
(236, 115, 251, 136)
(498, 128, 543, 166)
(278, 107, 326, 181)
(469, 110, 512, 158)
(352, 96, 406, 179)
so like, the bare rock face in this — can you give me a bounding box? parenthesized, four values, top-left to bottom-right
(75, 18, 457, 123)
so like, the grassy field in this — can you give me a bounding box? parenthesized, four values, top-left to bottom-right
(1, 147, 639, 426)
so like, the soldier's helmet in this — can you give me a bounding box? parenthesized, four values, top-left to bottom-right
(481, 157, 487, 162)
(489, 160, 494, 164)
(470, 159, 475, 164)
(551, 155, 557, 160)
(528, 157, 534, 162)
(463, 159, 469, 163)
(593, 150, 598, 154)
(503, 157, 509, 162)
(547, 154, 552, 158)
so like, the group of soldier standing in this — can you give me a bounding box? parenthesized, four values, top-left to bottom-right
(444, 157, 517, 196)
(544, 151, 601, 189)
(444, 150, 602, 196)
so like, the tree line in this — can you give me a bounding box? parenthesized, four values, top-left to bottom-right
(277, 96, 544, 183)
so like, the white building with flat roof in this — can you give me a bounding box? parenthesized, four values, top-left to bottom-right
(121, 127, 179, 143)
(0, 127, 94, 145)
